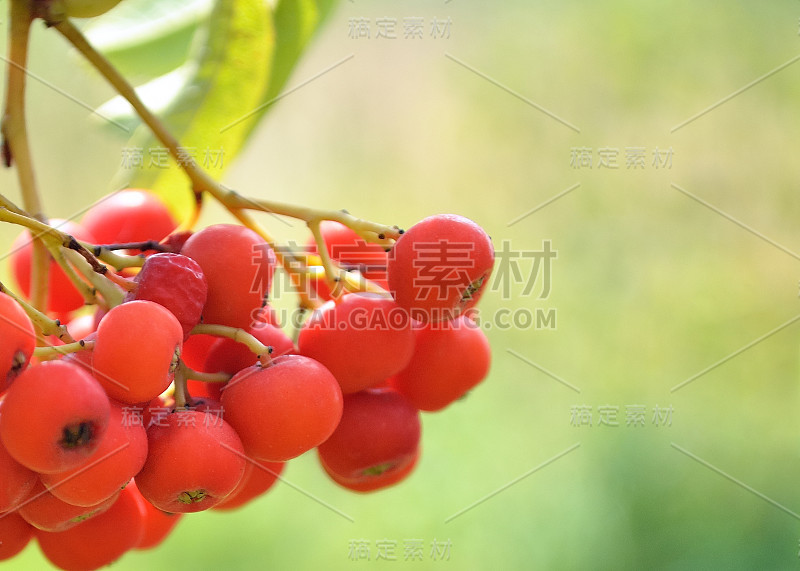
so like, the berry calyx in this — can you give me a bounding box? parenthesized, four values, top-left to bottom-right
(318, 388, 421, 492)
(0, 360, 110, 473)
(134, 409, 246, 513)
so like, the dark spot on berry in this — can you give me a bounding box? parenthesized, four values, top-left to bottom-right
(60, 421, 94, 449)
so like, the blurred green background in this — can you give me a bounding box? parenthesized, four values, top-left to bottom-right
(2, 0, 800, 569)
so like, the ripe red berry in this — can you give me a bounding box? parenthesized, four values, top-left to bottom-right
(40, 400, 148, 507)
(0, 360, 110, 473)
(128, 481, 183, 550)
(181, 224, 275, 329)
(10, 219, 97, 314)
(318, 388, 421, 492)
(92, 300, 183, 404)
(124, 252, 208, 339)
(221, 355, 343, 462)
(0, 292, 36, 393)
(0, 435, 37, 513)
(213, 459, 285, 511)
(388, 214, 494, 322)
(135, 409, 246, 513)
(35, 484, 146, 570)
(0, 512, 34, 561)
(81, 189, 177, 248)
(181, 333, 217, 372)
(298, 293, 415, 394)
(16, 479, 119, 533)
(390, 315, 491, 411)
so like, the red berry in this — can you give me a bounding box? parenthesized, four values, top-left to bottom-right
(181, 224, 275, 329)
(318, 388, 421, 492)
(16, 479, 119, 532)
(213, 459, 285, 511)
(390, 315, 491, 411)
(0, 512, 34, 561)
(128, 481, 182, 550)
(135, 409, 246, 513)
(35, 484, 146, 570)
(81, 189, 176, 248)
(0, 292, 36, 393)
(221, 355, 343, 462)
(10, 219, 97, 314)
(388, 214, 494, 322)
(0, 360, 110, 473)
(0, 434, 37, 513)
(92, 300, 183, 404)
(124, 252, 208, 339)
(181, 333, 217, 372)
(298, 293, 415, 394)
(40, 400, 148, 507)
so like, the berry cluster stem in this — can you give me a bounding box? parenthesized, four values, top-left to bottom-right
(50, 18, 400, 304)
(0, 280, 74, 342)
(2, 0, 49, 311)
(189, 324, 272, 367)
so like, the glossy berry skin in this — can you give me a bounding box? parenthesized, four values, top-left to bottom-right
(92, 300, 183, 404)
(17, 479, 119, 533)
(0, 292, 36, 393)
(0, 434, 37, 513)
(124, 253, 208, 339)
(10, 219, 97, 314)
(0, 512, 33, 561)
(221, 355, 343, 462)
(388, 214, 494, 323)
(40, 400, 148, 507)
(135, 410, 246, 513)
(213, 459, 285, 511)
(323, 449, 420, 493)
(182, 224, 275, 329)
(390, 316, 491, 411)
(128, 481, 183, 550)
(81, 189, 176, 248)
(298, 293, 415, 394)
(35, 484, 146, 571)
(317, 388, 421, 493)
(0, 360, 110, 473)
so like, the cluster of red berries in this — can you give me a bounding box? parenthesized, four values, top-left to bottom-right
(0, 190, 493, 570)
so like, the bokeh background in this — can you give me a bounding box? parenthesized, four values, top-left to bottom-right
(2, 0, 800, 569)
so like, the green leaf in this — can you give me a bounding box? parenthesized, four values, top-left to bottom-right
(242, 0, 339, 136)
(83, 0, 213, 80)
(109, 0, 339, 225)
(114, 0, 276, 223)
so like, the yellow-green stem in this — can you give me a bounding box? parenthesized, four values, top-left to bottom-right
(189, 324, 272, 366)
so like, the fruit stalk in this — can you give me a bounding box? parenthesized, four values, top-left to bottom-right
(2, 0, 49, 312)
(0, 280, 74, 342)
